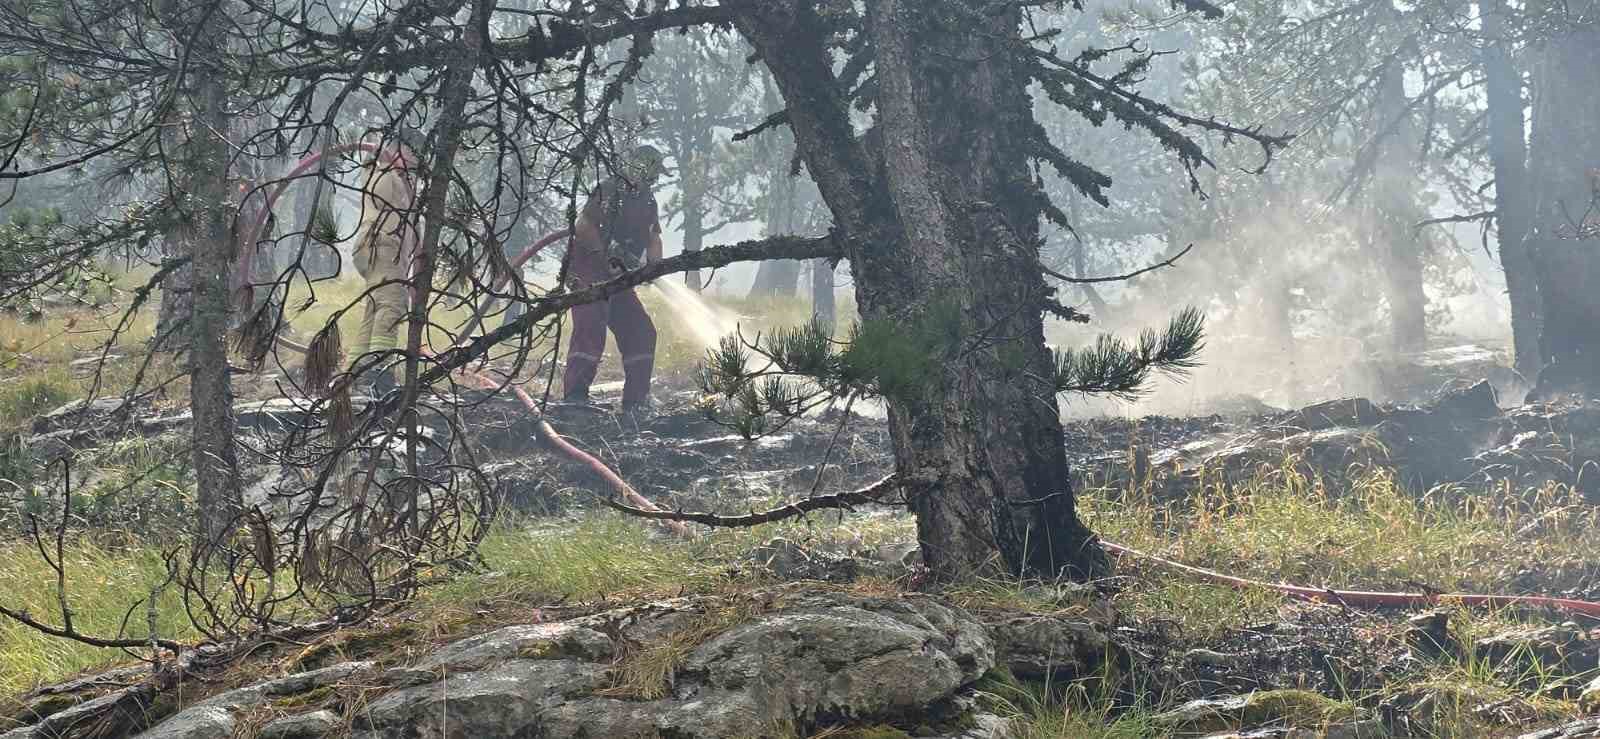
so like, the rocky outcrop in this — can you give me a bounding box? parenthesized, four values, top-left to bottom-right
(21, 590, 1109, 739)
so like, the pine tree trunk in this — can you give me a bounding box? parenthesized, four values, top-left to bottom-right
(1373, 53, 1428, 355)
(177, 4, 244, 543)
(741, 0, 1106, 582)
(748, 114, 803, 300)
(682, 179, 706, 292)
(1525, 0, 1600, 393)
(153, 236, 193, 352)
(1479, 0, 1542, 380)
(810, 258, 835, 328)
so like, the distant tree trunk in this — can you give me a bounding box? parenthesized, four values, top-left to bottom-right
(1525, 0, 1600, 391)
(681, 153, 707, 292)
(810, 257, 835, 327)
(153, 232, 193, 352)
(748, 79, 802, 300)
(745, 173, 800, 300)
(739, 0, 1106, 582)
(1479, 0, 1542, 380)
(1372, 52, 1428, 355)
(174, 5, 244, 543)
(745, 166, 800, 299)
(748, 260, 801, 298)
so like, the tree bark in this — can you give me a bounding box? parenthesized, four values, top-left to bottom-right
(1479, 0, 1542, 380)
(810, 257, 835, 328)
(176, 0, 244, 543)
(681, 154, 706, 292)
(153, 240, 193, 352)
(738, 0, 1105, 582)
(1525, 0, 1600, 393)
(1372, 51, 1428, 355)
(748, 77, 802, 299)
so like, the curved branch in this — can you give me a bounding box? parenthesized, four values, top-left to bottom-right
(1041, 243, 1194, 284)
(601, 474, 901, 527)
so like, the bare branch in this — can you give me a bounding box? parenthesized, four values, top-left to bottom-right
(601, 474, 902, 528)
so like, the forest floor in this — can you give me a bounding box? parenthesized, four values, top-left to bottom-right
(1, 288, 1597, 738)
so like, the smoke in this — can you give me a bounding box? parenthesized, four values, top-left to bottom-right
(1047, 200, 1515, 420)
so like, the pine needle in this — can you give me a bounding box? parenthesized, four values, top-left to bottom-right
(302, 322, 344, 396)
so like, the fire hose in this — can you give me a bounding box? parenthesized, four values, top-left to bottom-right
(244, 149, 1600, 619)
(1099, 541, 1600, 619)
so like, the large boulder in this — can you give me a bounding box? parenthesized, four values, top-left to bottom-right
(118, 591, 1006, 739)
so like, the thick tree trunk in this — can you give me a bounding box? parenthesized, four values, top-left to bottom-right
(1479, 0, 1542, 380)
(1525, 0, 1600, 395)
(1372, 54, 1428, 355)
(741, 0, 1105, 582)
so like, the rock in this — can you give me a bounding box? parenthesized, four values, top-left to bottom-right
(989, 616, 1120, 681)
(68, 355, 123, 374)
(414, 621, 614, 671)
(1153, 690, 1365, 737)
(134, 706, 233, 739)
(1404, 611, 1459, 658)
(1474, 624, 1598, 676)
(1280, 397, 1384, 431)
(1520, 719, 1600, 739)
(32, 397, 128, 433)
(352, 659, 611, 738)
(2, 687, 161, 739)
(1433, 379, 1500, 420)
(135, 662, 373, 738)
(343, 591, 997, 738)
(682, 594, 994, 725)
(745, 537, 860, 582)
(258, 710, 340, 739)
(1186, 648, 1244, 668)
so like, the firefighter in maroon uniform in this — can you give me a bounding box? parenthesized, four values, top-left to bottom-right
(562, 145, 669, 413)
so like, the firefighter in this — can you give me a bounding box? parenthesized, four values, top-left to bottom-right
(562, 145, 669, 414)
(349, 130, 424, 395)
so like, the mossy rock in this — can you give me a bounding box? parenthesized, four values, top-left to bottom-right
(1153, 689, 1359, 736)
(271, 684, 336, 710)
(2, 692, 82, 730)
(289, 623, 421, 671)
(825, 727, 915, 739)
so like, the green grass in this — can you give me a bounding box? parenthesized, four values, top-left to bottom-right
(977, 667, 1162, 739)
(422, 515, 723, 610)
(0, 370, 76, 434)
(0, 541, 193, 697)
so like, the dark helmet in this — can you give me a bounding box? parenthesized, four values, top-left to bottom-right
(623, 144, 669, 184)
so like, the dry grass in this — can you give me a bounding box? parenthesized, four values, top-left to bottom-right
(1080, 459, 1600, 639)
(598, 597, 767, 700)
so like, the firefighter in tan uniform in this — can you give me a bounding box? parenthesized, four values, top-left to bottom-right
(350, 132, 423, 395)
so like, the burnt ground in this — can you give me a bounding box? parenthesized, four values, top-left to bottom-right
(7, 341, 1599, 736)
(439, 349, 1600, 736)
